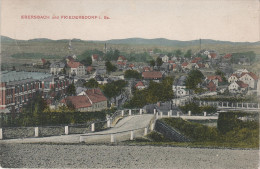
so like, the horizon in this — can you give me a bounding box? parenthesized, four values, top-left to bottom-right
(1, 0, 259, 42)
(1, 35, 260, 43)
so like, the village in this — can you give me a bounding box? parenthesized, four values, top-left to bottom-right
(0, 41, 259, 116)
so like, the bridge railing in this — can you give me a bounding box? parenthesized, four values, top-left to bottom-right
(198, 101, 260, 109)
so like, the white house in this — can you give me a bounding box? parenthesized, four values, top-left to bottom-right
(228, 74, 239, 83)
(50, 62, 65, 75)
(161, 55, 169, 63)
(228, 81, 248, 93)
(172, 76, 189, 97)
(66, 61, 85, 76)
(239, 72, 258, 89)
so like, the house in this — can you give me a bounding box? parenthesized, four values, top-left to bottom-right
(239, 72, 259, 89)
(65, 55, 76, 63)
(172, 76, 189, 97)
(91, 54, 99, 62)
(66, 61, 85, 76)
(117, 56, 127, 62)
(143, 66, 153, 72)
(86, 66, 93, 74)
(257, 80, 260, 96)
(61, 88, 107, 112)
(50, 62, 65, 75)
(223, 54, 232, 60)
(207, 81, 216, 92)
(198, 63, 205, 69)
(142, 71, 162, 81)
(228, 81, 248, 93)
(161, 55, 169, 63)
(181, 62, 189, 69)
(172, 64, 178, 72)
(206, 75, 222, 86)
(135, 81, 146, 90)
(228, 74, 240, 83)
(168, 60, 175, 64)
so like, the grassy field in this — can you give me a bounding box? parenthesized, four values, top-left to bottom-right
(1, 39, 260, 64)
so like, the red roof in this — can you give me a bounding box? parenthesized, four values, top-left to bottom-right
(129, 64, 135, 68)
(194, 57, 202, 61)
(207, 75, 223, 82)
(67, 61, 83, 68)
(168, 60, 175, 64)
(92, 54, 98, 60)
(64, 95, 92, 109)
(172, 64, 177, 69)
(223, 54, 232, 59)
(142, 71, 162, 79)
(86, 66, 93, 72)
(41, 58, 47, 64)
(85, 88, 107, 103)
(67, 56, 75, 62)
(135, 81, 145, 87)
(191, 59, 199, 63)
(181, 62, 189, 67)
(240, 72, 259, 80)
(143, 66, 152, 72)
(207, 81, 216, 91)
(198, 64, 205, 68)
(118, 56, 126, 61)
(236, 81, 248, 88)
(117, 61, 126, 65)
(209, 53, 217, 59)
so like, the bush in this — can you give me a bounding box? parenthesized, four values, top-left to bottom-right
(147, 131, 170, 142)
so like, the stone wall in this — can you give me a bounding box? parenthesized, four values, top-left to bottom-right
(3, 127, 35, 139)
(155, 120, 191, 142)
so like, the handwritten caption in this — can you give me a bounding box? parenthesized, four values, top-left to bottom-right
(21, 15, 110, 20)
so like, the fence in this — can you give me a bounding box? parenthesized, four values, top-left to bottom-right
(0, 108, 145, 140)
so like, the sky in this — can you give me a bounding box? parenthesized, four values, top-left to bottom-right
(1, 0, 259, 42)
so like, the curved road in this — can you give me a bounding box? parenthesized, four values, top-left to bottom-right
(0, 114, 154, 144)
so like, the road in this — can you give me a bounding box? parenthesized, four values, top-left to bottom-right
(80, 114, 154, 143)
(0, 114, 154, 144)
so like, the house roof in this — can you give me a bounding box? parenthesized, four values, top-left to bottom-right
(66, 56, 75, 62)
(129, 64, 135, 68)
(135, 81, 145, 87)
(209, 53, 217, 58)
(64, 95, 92, 109)
(223, 54, 232, 59)
(181, 62, 189, 66)
(191, 59, 199, 63)
(50, 62, 65, 68)
(67, 61, 83, 68)
(41, 58, 47, 64)
(117, 61, 126, 65)
(118, 56, 126, 61)
(143, 66, 152, 71)
(85, 88, 107, 103)
(142, 71, 162, 79)
(172, 64, 177, 69)
(198, 63, 205, 68)
(240, 72, 259, 80)
(168, 60, 175, 64)
(207, 81, 216, 91)
(207, 75, 223, 82)
(86, 66, 93, 72)
(236, 81, 249, 88)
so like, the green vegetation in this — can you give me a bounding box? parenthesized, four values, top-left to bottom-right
(103, 80, 128, 99)
(124, 70, 141, 79)
(105, 61, 117, 73)
(179, 102, 217, 114)
(125, 77, 174, 108)
(185, 69, 204, 91)
(157, 116, 259, 148)
(184, 49, 192, 58)
(215, 69, 228, 84)
(67, 83, 76, 96)
(124, 52, 153, 63)
(156, 57, 163, 66)
(11, 53, 60, 59)
(84, 78, 99, 88)
(104, 49, 120, 61)
(231, 51, 256, 64)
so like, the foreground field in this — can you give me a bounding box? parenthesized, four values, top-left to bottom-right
(0, 143, 258, 168)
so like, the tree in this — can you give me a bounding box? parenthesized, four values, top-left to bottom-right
(67, 83, 76, 96)
(81, 56, 92, 66)
(156, 57, 163, 67)
(184, 49, 192, 58)
(175, 49, 182, 58)
(185, 70, 204, 90)
(84, 78, 99, 88)
(114, 49, 120, 60)
(149, 60, 155, 67)
(105, 61, 117, 73)
(124, 70, 141, 79)
(103, 80, 127, 99)
(215, 69, 227, 83)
